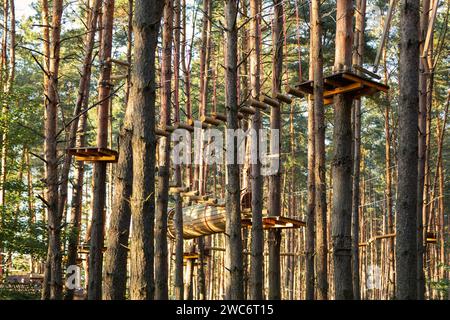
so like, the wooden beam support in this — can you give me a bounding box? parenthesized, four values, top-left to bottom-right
(342, 73, 389, 93)
(323, 82, 363, 97)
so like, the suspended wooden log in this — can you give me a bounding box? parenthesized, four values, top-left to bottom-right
(167, 204, 251, 239)
(181, 190, 199, 197)
(165, 125, 177, 133)
(175, 122, 194, 132)
(107, 57, 131, 68)
(201, 115, 221, 126)
(198, 198, 219, 205)
(155, 128, 170, 137)
(167, 204, 306, 240)
(285, 85, 304, 98)
(247, 98, 268, 111)
(259, 95, 280, 108)
(239, 106, 256, 115)
(169, 186, 189, 194)
(188, 118, 209, 129)
(186, 195, 209, 201)
(352, 64, 381, 80)
(110, 74, 128, 81)
(211, 112, 227, 122)
(275, 92, 292, 104)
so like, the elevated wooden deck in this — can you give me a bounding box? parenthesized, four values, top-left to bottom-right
(242, 216, 306, 230)
(68, 147, 118, 163)
(294, 71, 389, 105)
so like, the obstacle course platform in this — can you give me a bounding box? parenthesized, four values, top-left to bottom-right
(68, 147, 118, 163)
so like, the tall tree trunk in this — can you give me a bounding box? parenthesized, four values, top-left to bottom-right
(128, 0, 164, 300)
(416, 0, 430, 300)
(173, 0, 184, 301)
(155, 0, 173, 300)
(312, 0, 328, 301)
(305, 9, 316, 300)
(64, 1, 101, 300)
(396, 0, 419, 300)
(58, 0, 101, 249)
(103, 0, 134, 300)
(249, 0, 263, 300)
(267, 0, 283, 301)
(351, 0, 366, 300)
(0, 0, 14, 279)
(383, 44, 395, 298)
(40, 0, 51, 299)
(332, 0, 354, 300)
(88, 0, 115, 300)
(224, 0, 243, 300)
(44, 0, 64, 300)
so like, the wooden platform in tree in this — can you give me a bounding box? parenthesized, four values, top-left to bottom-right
(294, 71, 389, 105)
(68, 147, 118, 163)
(242, 216, 306, 230)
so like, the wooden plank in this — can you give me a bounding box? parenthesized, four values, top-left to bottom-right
(341, 73, 389, 93)
(352, 64, 381, 80)
(293, 81, 314, 94)
(75, 155, 117, 163)
(323, 82, 364, 97)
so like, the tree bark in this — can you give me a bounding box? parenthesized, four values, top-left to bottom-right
(88, 0, 115, 300)
(155, 0, 173, 300)
(416, 0, 430, 300)
(351, 0, 366, 301)
(332, 0, 354, 300)
(224, 0, 244, 300)
(267, 0, 283, 301)
(312, 0, 328, 301)
(173, 0, 184, 301)
(249, 0, 264, 300)
(128, 0, 164, 300)
(396, 0, 419, 300)
(44, 0, 64, 300)
(40, 0, 51, 299)
(305, 22, 316, 301)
